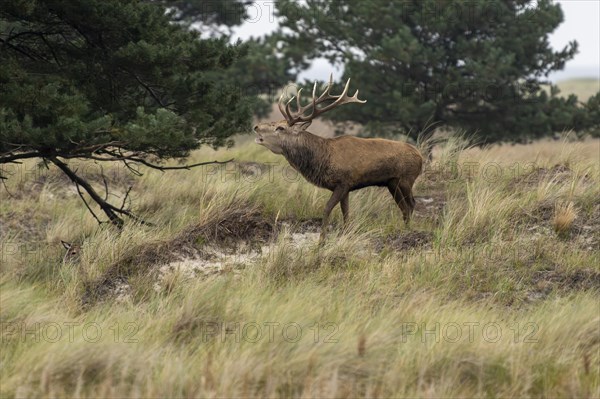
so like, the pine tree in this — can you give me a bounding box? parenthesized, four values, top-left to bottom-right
(275, 0, 597, 147)
(0, 0, 252, 225)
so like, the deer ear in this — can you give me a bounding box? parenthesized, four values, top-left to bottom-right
(292, 121, 312, 133)
(61, 240, 72, 250)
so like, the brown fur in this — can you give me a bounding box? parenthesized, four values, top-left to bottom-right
(255, 120, 423, 238)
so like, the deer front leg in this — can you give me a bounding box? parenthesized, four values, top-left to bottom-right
(321, 186, 348, 241)
(340, 193, 349, 225)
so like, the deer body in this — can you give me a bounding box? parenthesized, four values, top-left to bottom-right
(255, 76, 423, 239)
(281, 131, 422, 192)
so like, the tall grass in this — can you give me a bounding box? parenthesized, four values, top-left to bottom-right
(1, 135, 599, 397)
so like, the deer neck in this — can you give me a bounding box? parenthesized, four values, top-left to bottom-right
(281, 131, 331, 188)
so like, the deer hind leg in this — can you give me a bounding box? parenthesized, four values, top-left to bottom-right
(321, 186, 348, 241)
(400, 184, 416, 214)
(388, 179, 411, 225)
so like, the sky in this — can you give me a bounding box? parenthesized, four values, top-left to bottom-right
(229, 0, 599, 83)
(549, 0, 599, 80)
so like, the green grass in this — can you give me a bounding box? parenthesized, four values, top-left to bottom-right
(1, 135, 599, 397)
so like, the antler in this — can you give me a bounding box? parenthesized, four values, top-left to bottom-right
(278, 74, 367, 126)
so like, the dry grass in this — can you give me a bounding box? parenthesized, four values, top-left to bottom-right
(553, 201, 578, 236)
(1, 134, 599, 398)
(556, 78, 600, 102)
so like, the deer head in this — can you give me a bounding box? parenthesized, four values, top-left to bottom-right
(61, 240, 81, 263)
(254, 74, 366, 153)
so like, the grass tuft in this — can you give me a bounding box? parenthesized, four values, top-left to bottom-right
(552, 201, 577, 236)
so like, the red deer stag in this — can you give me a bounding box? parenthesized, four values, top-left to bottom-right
(254, 75, 423, 239)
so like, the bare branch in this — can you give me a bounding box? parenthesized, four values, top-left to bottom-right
(123, 159, 143, 176)
(2, 145, 224, 227)
(75, 182, 104, 225)
(99, 164, 109, 201)
(127, 157, 235, 172)
(126, 69, 168, 108)
(120, 186, 133, 211)
(0, 151, 42, 163)
(49, 156, 125, 227)
(0, 38, 37, 60)
(91, 149, 234, 171)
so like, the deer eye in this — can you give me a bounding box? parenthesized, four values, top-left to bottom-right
(276, 126, 285, 132)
